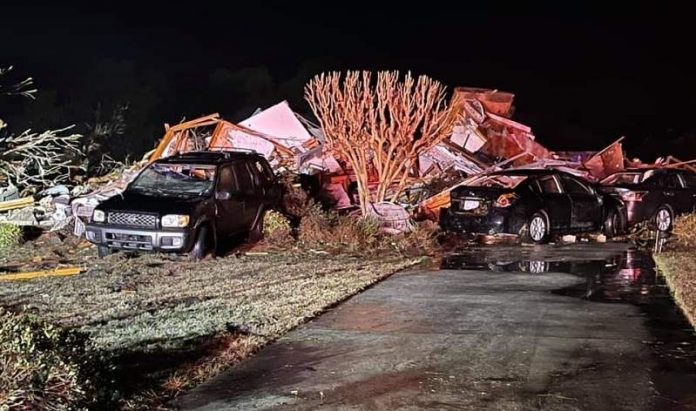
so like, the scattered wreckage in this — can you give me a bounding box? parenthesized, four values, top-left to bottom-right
(2, 86, 696, 250)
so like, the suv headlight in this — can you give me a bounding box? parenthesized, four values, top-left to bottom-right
(92, 209, 106, 223)
(161, 214, 190, 228)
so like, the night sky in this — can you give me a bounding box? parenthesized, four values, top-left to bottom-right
(2, 2, 694, 161)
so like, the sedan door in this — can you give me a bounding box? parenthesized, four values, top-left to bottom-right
(559, 174, 603, 230)
(663, 171, 692, 214)
(678, 171, 696, 213)
(534, 174, 571, 230)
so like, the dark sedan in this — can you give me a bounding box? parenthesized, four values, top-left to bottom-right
(440, 169, 622, 243)
(599, 168, 696, 233)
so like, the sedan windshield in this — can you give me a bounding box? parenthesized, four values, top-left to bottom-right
(128, 163, 216, 197)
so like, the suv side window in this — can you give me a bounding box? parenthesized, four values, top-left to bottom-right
(246, 160, 263, 188)
(252, 159, 274, 185)
(560, 174, 593, 195)
(218, 165, 237, 191)
(233, 162, 253, 193)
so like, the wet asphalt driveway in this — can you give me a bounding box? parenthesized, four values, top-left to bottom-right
(175, 243, 696, 410)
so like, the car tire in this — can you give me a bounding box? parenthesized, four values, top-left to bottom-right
(248, 209, 266, 243)
(97, 245, 111, 258)
(189, 225, 211, 261)
(603, 206, 625, 238)
(654, 206, 673, 233)
(526, 212, 549, 244)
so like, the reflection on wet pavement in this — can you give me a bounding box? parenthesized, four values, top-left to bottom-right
(442, 246, 696, 410)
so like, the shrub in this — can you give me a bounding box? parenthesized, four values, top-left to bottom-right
(390, 220, 441, 256)
(296, 204, 440, 255)
(0, 309, 116, 410)
(671, 212, 696, 251)
(297, 202, 337, 248)
(0, 224, 22, 250)
(263, 210, 293, 246)
(279, 175, 313, 220)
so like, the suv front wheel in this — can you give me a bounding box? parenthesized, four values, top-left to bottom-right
(190, 225, 212, 261)
(248, 209, 266, 243)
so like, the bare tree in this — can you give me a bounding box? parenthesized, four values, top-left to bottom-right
(305, 71, 459, 214)
(0, 66, 82, 189)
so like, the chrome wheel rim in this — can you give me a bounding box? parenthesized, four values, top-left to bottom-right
(656, 209, 671, 231)
(528, 260, 547, 274)
(530, 216, 546, 241)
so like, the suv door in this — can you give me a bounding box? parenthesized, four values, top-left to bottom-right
(215, 165, 246, 236)
(243, 159, 265, 225)
(533, 174, 571, 230)
(559, 174, 603, 229)
(251, 157, 281, 205)
(230, 161, 257, 229)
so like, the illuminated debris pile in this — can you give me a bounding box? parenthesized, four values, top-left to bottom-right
(4, 83, 695, 238)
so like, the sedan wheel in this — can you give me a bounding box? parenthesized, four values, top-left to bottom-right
(528, 213, 548, 244)
(655, 207, 672, 232)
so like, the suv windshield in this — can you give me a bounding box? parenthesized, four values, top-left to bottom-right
(128, 163, 216, 197)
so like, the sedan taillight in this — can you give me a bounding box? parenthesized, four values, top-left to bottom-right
(494, 193, 519, 208)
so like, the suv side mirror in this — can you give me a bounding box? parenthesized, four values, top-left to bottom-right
(215, 191, 231, 200)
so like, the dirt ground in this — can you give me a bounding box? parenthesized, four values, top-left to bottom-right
(0, 233, 420, 407)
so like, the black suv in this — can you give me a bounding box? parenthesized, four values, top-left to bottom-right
(85, 151, 281, 259)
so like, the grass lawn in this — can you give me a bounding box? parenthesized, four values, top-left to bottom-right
(0, 236, 420, 408)
(654, 252, 696, 329)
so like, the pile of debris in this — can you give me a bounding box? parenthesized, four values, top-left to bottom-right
(2, 87, 692, 238)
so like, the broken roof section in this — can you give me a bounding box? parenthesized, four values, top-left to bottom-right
(150, 102, 342, 174)
(448, 87, 552, 167)
(453, 87, 515, 117)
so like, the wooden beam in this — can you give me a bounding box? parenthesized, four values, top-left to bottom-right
(0, 197, 34, 212)
(0, 267, 81, 281)
(168, 114, 220, 131)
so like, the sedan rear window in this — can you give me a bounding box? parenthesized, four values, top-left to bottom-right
(537, 175, 562, 193)
(467, 175, 527, 189)
(601, 172, 643, 185)
(681, 172, 696, 188)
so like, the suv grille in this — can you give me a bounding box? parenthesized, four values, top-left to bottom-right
(108, 212, 157, 228)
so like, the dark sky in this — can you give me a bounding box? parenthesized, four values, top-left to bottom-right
(2, 2, 694, 160)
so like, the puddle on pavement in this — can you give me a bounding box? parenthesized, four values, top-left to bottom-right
(442, 247, 696, 410)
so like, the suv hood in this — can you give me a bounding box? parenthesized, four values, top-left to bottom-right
(98, 190, 209, 215)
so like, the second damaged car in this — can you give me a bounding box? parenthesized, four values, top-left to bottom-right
(85, 151, 281, 259)
(440, 169, 623, 243)
(599, 167, 696, 233)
